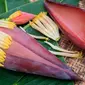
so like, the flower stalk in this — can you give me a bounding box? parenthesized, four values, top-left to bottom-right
(45, 41, 82, 58)
(29, 12, 60, 41)
(29, 34, 49, 41)
(20, 26, 49, 40)
(45, 41, 77, 53)
(0, 20, 16, 29)
(49, 50, 82, 58)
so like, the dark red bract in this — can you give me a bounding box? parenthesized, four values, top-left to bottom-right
(44, 0, 85, 50)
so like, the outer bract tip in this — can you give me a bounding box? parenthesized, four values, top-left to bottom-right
(8, 10, 35, 25)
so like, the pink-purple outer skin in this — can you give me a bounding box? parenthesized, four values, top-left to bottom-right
(11, 12, 35, 25)
(0, 28, 80, 80)
(6, 40, 66, 69)
(4, 54, 79, 80)
(44, 0, 85, 50)
(0, 27, 71, 70)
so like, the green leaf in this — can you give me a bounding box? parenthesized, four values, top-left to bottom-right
(15, 75, 74, 85)
(61, 0, 79, 6)
(0, 68, 24, 85)
(0, 0, 30, 14)
(6, 0, 30, 10)
(0, 0, 6, 14)
(52, 0, 80, 6)
(0, 0, 44, 18)
(0, 0, 79, 85)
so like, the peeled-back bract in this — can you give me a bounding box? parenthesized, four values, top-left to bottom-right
(44, 0, 85, 49)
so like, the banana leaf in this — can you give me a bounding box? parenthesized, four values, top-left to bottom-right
(0, 0, 6, 14)
(0, 0, 30, 14)
(0, 0, 80, 85)
(50, 0, 80, 6)
(0, 0, 80, 14)
(5, 0, 31, 11)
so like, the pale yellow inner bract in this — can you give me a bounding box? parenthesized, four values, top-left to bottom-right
(8, 10, 22, 20)
(0, 31, 12, 67)
(0, 49, 6, 67)
(0, 20, 16, 29)
(0, 31, 12, 50)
